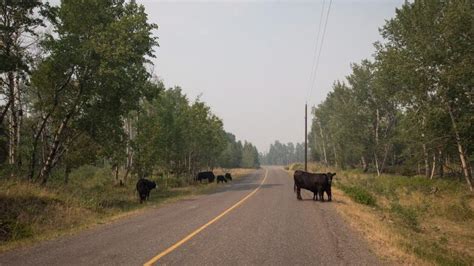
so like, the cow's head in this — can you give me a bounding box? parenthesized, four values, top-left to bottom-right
(326, 172, 336, 185)
(149, 181, 157, 189)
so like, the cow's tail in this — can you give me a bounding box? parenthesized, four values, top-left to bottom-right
(294, 182, 296, 193)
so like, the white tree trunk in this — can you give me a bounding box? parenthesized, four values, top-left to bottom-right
(447, 104, 473, 191)
(318, 120, 328, 165)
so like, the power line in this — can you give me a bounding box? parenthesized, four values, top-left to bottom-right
(306, 0, 326, 101)
(307, 0, 333, 104)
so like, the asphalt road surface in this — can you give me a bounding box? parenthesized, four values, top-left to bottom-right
(0, 166, 379, 266)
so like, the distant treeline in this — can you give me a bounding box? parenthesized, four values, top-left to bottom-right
(260, 141, 305, 165)
(308, 1, 473, 190)
(219, 133, 260, 169)
(0, 1, 258, 185)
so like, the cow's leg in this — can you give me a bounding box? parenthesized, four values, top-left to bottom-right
(327, 187, 332, 201)
(319, 190, 325, 202)
(297, 187, 302, 200)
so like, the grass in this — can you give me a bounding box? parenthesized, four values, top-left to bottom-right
(0, 166, 255, 252)
(288, 162, 474, 265)
(338, 184, 377, 206)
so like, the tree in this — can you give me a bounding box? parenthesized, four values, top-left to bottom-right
(218, 133, 243, 169)
(29, 0, 158, 184)
(0, 0, 45, 172)
(260, 141, 303, 165)
(378, 0, 473, 189)
(307, 1, 473, 191)
(241, 141, 259, 168)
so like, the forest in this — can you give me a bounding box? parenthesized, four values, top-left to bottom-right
(0, 0, 260, 186)
(308, 1, 473, 190)
(259, 141, 305, 166)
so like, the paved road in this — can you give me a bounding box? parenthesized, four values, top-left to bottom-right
(0, 167, 379, 266)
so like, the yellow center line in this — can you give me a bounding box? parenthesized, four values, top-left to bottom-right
(143, 169, 269, 266)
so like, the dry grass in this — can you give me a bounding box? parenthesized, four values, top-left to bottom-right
(288, 162, 474, 265)
(0, 167, 256, 253)
(331, 189, 428, 265)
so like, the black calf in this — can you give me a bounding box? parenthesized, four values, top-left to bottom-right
(136, 179, 157, 203)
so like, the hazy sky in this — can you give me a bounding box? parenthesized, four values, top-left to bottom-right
(138, 0, 405, 152)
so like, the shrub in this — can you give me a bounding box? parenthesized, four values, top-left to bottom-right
(339, 184, 377, 206)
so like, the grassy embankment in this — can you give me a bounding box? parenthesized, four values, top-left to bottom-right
(0, 166, 255, 252)
(288, 163, 473, 265)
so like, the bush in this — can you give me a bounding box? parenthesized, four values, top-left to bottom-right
(339, 184, 377, 206)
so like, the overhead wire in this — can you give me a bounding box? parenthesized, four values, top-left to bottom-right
(307, 0, 333, 106)
(306, 0, 326, 102)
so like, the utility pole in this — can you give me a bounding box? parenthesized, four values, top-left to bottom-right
(305, 103, 308, 172)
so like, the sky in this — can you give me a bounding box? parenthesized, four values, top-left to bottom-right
(138, 0, 405, 153)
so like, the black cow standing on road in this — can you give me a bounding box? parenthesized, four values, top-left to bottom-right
(196, 171, 216, 183)
(293, 170, 336, 201)
(225, 173, 232, 181)
(136, 179, 157, 203)
(293, 170, 319, 200)
(217, 175, 227, 183)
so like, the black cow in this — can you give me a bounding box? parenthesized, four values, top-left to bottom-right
(293, 170, 320, 200)
(320, 172, 336, 201)
(196, 171, 216, 183)
(217, 175, 227, 183)
(294, 170, 336, 201)
(136, 178, 157, 203)
(225, 173, 232, 181)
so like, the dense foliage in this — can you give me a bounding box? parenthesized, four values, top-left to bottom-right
(308, 1, 473, 190)
(0, 0, 258, 185)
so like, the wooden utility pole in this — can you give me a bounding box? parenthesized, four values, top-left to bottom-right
(305, 103, 308, 172)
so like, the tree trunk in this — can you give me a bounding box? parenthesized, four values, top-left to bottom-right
(430, 153, 436, 180)
(422, 143, 430, 178)
(374, 152, 380, 177)
(317, 120, 328, 165)
(123, 151, 133, 182)
(38, 113, 72, 185)
(420, 114, 430, 178)
(437, 148, 444, 178)
(375, 108, 379, 146)
(361, 156, 369, 172)
(374, 108, 381, 176)
(447, 104, 473, 191)
(113, 163, 119, 183)
(379, 144, 390, 175)
(7, 71, 17, 167)
(15, 73, 22, 169)
(29, 113, 52, 180)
